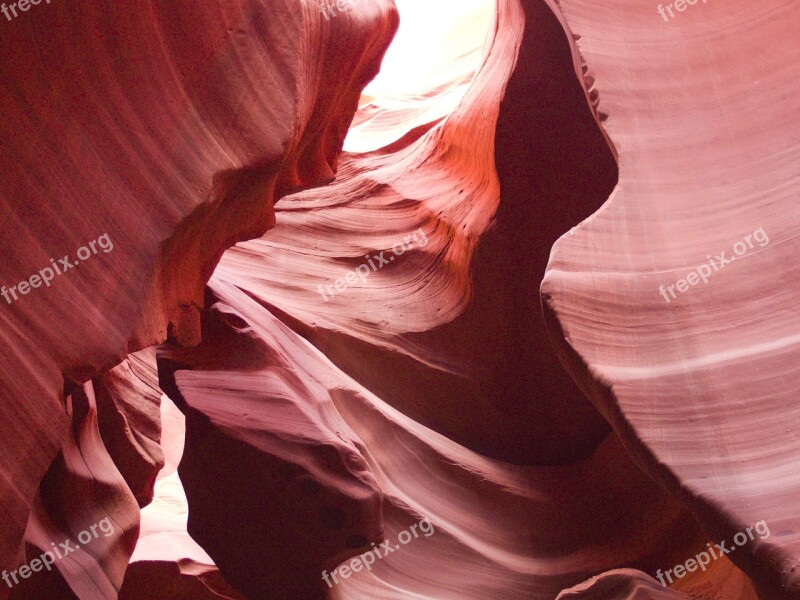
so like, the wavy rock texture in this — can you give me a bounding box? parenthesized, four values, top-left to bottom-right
(94, 349, 165, 508)
(0, 0, 397, 598)
(10, 381, 140, 600)
(556, 569, 689, 600)
(158, 278, 702, 599)
(212, 0, 617, 466)
(158, 287, 386, 600)
(2, 0, 796, 597)
(541, 0, 800, 597)
(149, 0, 760, 598)
(557, 561, 760, 600)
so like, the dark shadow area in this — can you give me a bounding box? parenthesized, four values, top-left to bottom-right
(443, 0, 620, 461)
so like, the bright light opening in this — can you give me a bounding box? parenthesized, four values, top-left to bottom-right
(344, 0, 496, 153)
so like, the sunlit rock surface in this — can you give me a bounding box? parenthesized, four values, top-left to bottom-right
(121, 396, 246, 600)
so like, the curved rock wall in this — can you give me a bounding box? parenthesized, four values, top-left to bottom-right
(543, 0, 800, 597)
(2, 0, 797, 598)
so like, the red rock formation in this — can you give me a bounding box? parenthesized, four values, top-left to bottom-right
(557, 569, 689, 599)
(0, 0, 397, 597)
(94, 349, 165, 508)
(212, 0, 617, 466)
(542, 0, 800, 597)
(120, 395, 246, 600)
(156, 276, 706, 599)
(10, 381, 139, 600)
(559, 555, 761, 599)
(2, 0, 797, 597)
(148, 1, 738, 597)
(158, 285, 385, 600)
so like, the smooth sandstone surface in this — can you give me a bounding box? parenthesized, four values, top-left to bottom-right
(1, 0, 796, 598)
(556, 569, 690, 600)
(543, 0, 800, 597)
(213, 0, 617, 467)
(158, 276, 704, 599)
(149, 0, 730, 597)
(0, 0, 397, 597)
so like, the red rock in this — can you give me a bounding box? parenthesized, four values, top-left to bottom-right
(94, 349, 165, 508)
(121, 561, 246, 600)
(213, 0, 617, 465)
(0, 1, 398, 595)
(559, 556, 761, 599)
(542, 0, 800, 596)
(556, 569, 690, 599)
(151, 279, 704, 598)
(2, 0, 795, 597)
(157, 282, 384, 599)
(10, 382, 139, 600)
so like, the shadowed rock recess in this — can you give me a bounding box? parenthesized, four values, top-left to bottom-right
(1, 0, 797, 598)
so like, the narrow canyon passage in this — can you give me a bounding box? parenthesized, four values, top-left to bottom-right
(0, 1, 798, 599)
